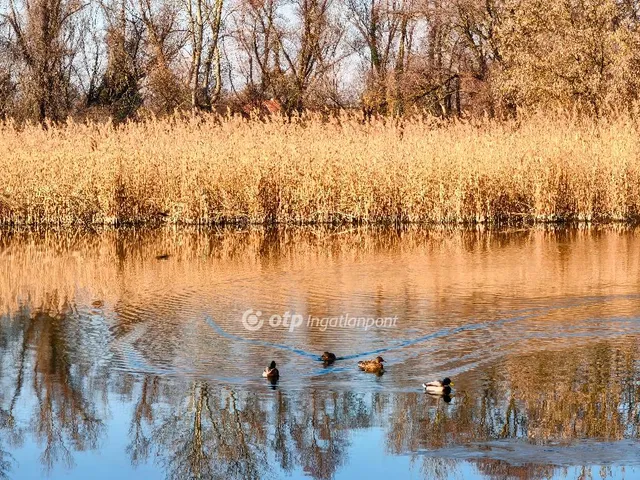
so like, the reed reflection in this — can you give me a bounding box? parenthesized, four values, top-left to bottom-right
(1, 226, 640, 479)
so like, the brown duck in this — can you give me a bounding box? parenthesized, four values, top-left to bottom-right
(358, 356, 385, 373)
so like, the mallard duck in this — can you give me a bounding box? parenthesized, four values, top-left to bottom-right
(422, 377, 453, 395)
(358, 356, 385, 373)
(321, 352, 336, 363)
(262, 361, 279, 379)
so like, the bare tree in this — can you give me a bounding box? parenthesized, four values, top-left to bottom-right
(87, 0, 145, 121)
(2, 0, 87, 123)
(0, 33, 17, 120)
(184, 0, 224, 112)
(136, 0, 185, 114)
(494, 0, 640, 115)
(233, 0, 282, 104)
(233, 0, 343, 113)
(346, 0, 412, 115)
(277, 0, 344, 111)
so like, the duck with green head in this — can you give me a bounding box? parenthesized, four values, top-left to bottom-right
(262, 361, 279, 379)
(422, 377, 453, 395)
(321, 352, 336, 364)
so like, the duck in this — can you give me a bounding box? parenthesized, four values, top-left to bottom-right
(321, 352, 337, 364)
(422, 377, 453, 395)
(358, 356, 385, 373)
(262, 361, 280, 379)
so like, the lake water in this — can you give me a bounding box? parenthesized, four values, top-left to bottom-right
(1, 226, 639, 480)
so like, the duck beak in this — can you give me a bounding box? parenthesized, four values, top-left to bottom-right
(449, 382, 454, 386)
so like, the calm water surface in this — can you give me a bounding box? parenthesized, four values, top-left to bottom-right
(1, 226, 639, 480)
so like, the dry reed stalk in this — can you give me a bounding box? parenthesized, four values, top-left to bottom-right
(1, 113, 639, 226)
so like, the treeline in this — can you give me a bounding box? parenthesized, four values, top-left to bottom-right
(1, 0, 640, 123)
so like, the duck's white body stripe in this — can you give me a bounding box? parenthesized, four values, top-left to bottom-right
(423, 384, 445, 393)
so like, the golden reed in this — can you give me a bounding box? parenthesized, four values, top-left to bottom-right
(1, 112, 640, 225)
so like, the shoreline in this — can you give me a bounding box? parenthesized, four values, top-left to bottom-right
(2, 221, 639, 236)
(2, 218, 640, 229)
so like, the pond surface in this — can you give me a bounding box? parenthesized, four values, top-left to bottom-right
(1, 226, 639, 480)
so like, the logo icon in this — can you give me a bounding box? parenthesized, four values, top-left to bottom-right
(242, 309, 263, 331)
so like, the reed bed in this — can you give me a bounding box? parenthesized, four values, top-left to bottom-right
(1, 113, 640, 225)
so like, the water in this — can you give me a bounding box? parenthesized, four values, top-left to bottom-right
(1, 226, 639, 480)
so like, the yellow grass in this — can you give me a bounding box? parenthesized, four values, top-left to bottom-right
(1, 112, 640, 225)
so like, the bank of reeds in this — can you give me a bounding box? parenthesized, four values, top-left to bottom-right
(1, 112, 640, 226)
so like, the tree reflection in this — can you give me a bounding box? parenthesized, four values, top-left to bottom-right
(273, 390, 354, 480)
(144, 382, 268, 479)
(132, 386, 372, 480)
(0, 408, 13, 480)
(0, 300, 105, 473)
(127, 376, 159, 466)
(1, 297, 639, 479)
(504, 341, 640, 443)
(386, 342, 639, 455)
(385, 341, 640, 480)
